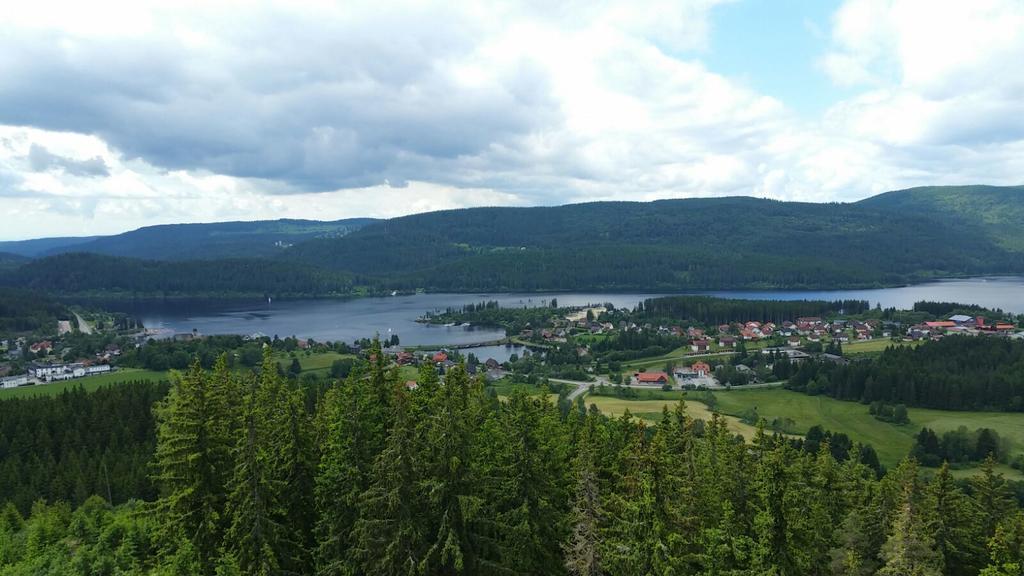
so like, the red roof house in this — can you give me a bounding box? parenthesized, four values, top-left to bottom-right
(635, 371, 669, 385)
(691, 361, 711, 377)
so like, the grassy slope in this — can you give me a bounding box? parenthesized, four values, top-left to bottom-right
(0, 368, 170, 399)
(584, 387, 1024, 478)
(704, 389, 1024, 468)
(275, 351, 356, 375)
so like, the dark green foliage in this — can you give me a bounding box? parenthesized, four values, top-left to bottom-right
(0, 253, 28, 273)
(638, 295, 869, 325)
(0, 380, 168, 514)
(0, 288, 69, 336)
(3, 252, 359, 297)
(3, 338, 1024, 574)
(912, 426, 1007, 467)
(286, 189, 1024, 291)
(151, 358, 238, 572)
(859, 185, 1024, 251)
(788, 336, 1024, 411)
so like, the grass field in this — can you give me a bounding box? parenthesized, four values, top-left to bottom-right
(275, 351, 357, 375)
(841, 339, 919, 355)
(695, 388, 1024, 474)
(583, 386, 1024, 478)
(584, 395, 764, 440)
(0, 368, 171, 399)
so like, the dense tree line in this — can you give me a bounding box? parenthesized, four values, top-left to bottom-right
(0, 381, 169, 515)
(637, 295, 869, 326)
(4, 356, 1024, 573)
(787, 336, 1024, 411)
(424, 300, 564, 336)
(911, 427, 1008, 468)
(0, 253, 362, 298)
(2, 339, 1024, 573)
(0, 288, 69, 336)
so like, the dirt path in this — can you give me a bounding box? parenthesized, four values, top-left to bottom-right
(74, 312, 93, 335)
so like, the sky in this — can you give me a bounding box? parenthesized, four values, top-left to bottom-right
(1, 0, 1023, 240)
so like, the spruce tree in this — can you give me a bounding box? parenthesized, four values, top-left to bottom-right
(972, 455, 1013, 540)
(980, 512, 1024, 576)
(563, 417, 602, 576)
(486, 392, 569, 573)
(315, 340, 390, 575)
(351, 377, 426, 575)
(876, 477, 943, 576)
(420, 364, 483, 574)
(223, 382, 284, 576)
(924, 462, 983, 576)
(151, 359, 236, 572)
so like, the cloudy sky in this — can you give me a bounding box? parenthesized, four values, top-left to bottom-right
(2, 0, 1023, 240)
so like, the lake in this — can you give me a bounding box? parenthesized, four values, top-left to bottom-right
(114, 277, 1024, 348)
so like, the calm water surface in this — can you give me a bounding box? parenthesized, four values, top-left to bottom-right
(116, 277, 1023, 347)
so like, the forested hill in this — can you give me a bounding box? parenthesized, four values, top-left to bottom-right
(5, 185, 1024, 294)
(0, 252, 27, 272)
(0, 218, 377, 261)
(0, 236, 99, 258)
(0, 253, 360, 298)
(285, 190, 1024, 291)
(858, 184, 1024, 251)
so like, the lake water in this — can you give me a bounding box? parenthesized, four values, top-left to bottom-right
(114, 277, 1024, 348)
(118, 292, 662, 347)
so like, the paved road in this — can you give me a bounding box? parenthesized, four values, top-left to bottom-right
(74, 312, 93, 335)
(549, 376, 610, 402)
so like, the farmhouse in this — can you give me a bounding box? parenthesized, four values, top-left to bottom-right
(29, 340, 53, 354)
(718, 336, 736, 348)
(691, 339, 710, 353)
(635, 371, 669, 385)
(691, 361, 711, 377)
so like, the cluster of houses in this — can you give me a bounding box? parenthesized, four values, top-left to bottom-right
(632, 360, 715, 389)
(0, 362, 113, 389)
(382, 346, 510, 383)
(907, 315, 1017, 341)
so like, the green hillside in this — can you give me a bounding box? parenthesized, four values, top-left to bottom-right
(4, 185, 1023, 295)
(859, 184, 1024, 251)
(285, 193, 1024, 291)
(0, 218, 377, 261)
(0, 236, 99, 257)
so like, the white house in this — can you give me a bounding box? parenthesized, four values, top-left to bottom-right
(0, 374, 29, 389)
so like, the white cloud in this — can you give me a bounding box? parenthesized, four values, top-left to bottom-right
(0, 0, 1021, 240)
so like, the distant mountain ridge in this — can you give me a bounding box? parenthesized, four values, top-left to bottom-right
(0, 236, 101, 258)
(0, 218, 377, 261)
(3, 185, 1023, 294)
(282, 186, 1024, 291)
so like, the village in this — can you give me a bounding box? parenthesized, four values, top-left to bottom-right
(467, 303, 1024, 392)
(0, 334, 119, 389)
